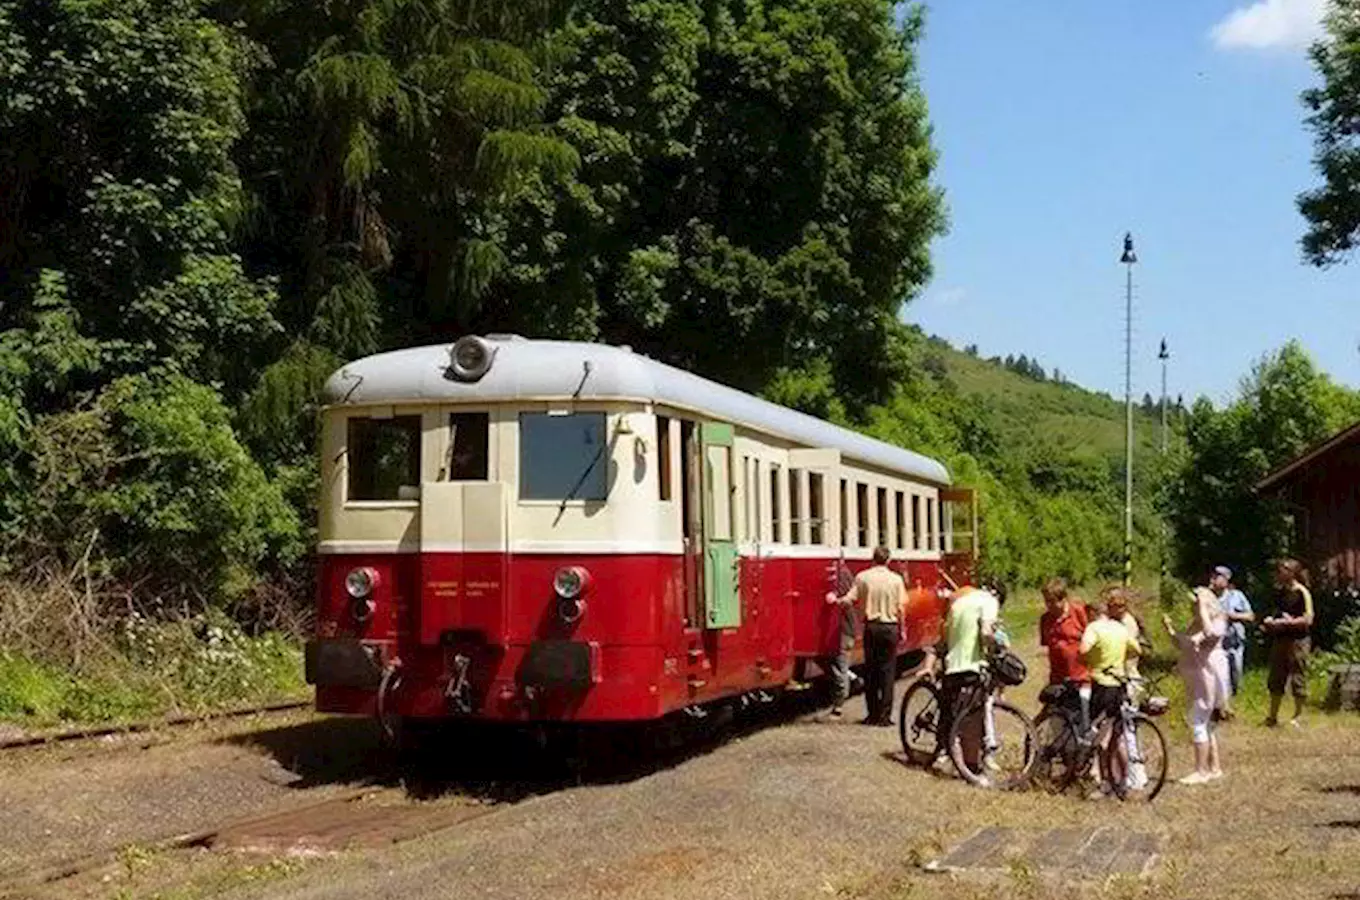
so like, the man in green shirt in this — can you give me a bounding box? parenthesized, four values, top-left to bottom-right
(936, 582, 1004, 754)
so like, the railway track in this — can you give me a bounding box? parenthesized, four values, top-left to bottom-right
(0, 788, 508, 898)
(0, 699, 312, 752)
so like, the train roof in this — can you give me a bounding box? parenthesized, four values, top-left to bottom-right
(322, 336, 951, 485)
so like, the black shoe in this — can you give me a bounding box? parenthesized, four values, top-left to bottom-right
(860, 716, 876, 725)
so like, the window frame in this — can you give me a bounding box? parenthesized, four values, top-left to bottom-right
(345, 413, 424, 505)
(517, 410, 611, 504)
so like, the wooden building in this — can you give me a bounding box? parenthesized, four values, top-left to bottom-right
(1256, 421, 1360, 587)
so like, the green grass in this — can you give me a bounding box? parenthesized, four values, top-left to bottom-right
(0, 613, 306, 729)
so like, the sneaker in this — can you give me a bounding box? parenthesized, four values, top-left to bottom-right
(1263, 716, 1279, 728)
(1206, 769, 1224, 781)
(1177, 771, 1211, 786)
(1288, 718, 1303, 730)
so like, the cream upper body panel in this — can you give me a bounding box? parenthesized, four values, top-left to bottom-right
(318, 338, 954, 558)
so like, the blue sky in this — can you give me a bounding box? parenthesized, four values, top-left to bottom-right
(905, 0, 1357, 407)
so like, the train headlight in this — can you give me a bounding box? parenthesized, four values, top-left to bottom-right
(553, 566, 589, 600)
(345, 566, 379, 599)
(449, 336, 494, 382)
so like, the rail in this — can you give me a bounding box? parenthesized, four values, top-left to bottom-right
(0, 698, 312, 751)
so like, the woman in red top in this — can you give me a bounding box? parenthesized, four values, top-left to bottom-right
(1039, 578, 1092, 738)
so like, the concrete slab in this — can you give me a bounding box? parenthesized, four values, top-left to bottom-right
(924, 825, 1162, 879)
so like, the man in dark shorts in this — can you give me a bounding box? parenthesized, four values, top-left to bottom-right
(1264, 559, 1314, 728)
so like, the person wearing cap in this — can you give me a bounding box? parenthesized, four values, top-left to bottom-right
(1210, 566, 1254, 704)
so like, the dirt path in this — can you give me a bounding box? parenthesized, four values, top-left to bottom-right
(4, 646, 1360, 900)
(0, 712, 381, 878)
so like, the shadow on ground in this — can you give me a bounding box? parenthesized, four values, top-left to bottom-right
(221, 685, 840, 802)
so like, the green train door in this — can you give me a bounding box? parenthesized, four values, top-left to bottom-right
(701, 422, 740, 629)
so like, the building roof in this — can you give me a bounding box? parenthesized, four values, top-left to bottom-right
(1255, 420, 1360, 493)
(322, 336, 952, 485)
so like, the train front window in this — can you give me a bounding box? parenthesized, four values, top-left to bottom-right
(347, 416, 422, 501)
(447, 412, 489, 480)
(520, 412, 609, 501)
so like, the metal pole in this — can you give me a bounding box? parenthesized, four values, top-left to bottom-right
(1120, 234, 1136, 588)
(1159, 338, 1169, 588)
(1158, 339, 1169, 454)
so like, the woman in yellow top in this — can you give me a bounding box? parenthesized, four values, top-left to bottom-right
(1079, 593, 1142, 791)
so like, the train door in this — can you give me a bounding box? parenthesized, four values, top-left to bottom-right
(701, 423, 739, 629)
(680, 420, 704, 627)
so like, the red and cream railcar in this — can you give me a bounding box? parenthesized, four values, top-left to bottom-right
(306, 336, 977, 725)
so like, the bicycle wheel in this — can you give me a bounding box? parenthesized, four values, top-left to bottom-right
(898, 678, 941, 766)
(1101, 713, 1169, 802)
(948, 698, 1038, 790)
(1029, 707, 1086, 794)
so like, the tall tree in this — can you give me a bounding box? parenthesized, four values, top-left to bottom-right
(1168, 341, 1360, 596)
(0, 0, 298, 594)
(1298, 0, 1360, 266)
(225, 0, 580, 464)
(496, 0, 945, 407)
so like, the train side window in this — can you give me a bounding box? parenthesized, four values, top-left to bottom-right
(911, 495, 922, 550)
(770, 464, 783, 544)
(706, 443, 733, 540)
(657, 416, 673, 501)
(788, 468, 803, 545)
(348, 415, 422, 501)
(519, 412, 608, 501)
(926, 497, 936, 550)
(894, 491, 905, 550)
(856, 482, 868, 548)
(808, 472, 824, 544)
(876, 487, 888, 550)
(447, 412, 489, 481)
(839, 479, 849, 547)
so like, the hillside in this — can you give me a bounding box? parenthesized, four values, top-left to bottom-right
(861, 331, 1176, 587)
(940, 341, 1166, 466)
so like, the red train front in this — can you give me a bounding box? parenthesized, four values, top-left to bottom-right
(306, 336, 976, 731)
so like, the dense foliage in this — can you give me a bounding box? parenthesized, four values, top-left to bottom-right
(769, 330, 1169, 588)
(0, 0, 951, 650)
(1299, 0, 1360, 265)
(1166, 341, 1360, 641)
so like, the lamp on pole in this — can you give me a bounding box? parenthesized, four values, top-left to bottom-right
(1158, 338, 1169, 455)
(1158, 337, 1169, 588)
(1120, 233, 1137, 588)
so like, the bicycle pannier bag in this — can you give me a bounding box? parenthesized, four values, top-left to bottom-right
(991, 649, 1027, 687)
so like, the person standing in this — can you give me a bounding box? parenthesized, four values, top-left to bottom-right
(1038, 578, 1092, 737)
(1080, 592, 1142, 788)
(827, 545, 905, 726)
(823, 560, 858, 718)
(1210, 565, 1254, 704)
(1263, 558, 1314, 729)
(1163, 587, 1228, 785)
(937, 581, 1003, 750)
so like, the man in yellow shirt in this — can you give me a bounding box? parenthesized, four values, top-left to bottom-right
(1080, 592, 1141, 790)
(828, 545, 906, 726)
(1080, 593, 1141, 721)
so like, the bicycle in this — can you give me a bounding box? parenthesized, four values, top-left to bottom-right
(1030, 669, 1169, 802)
(897, 651, 1039, 790)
